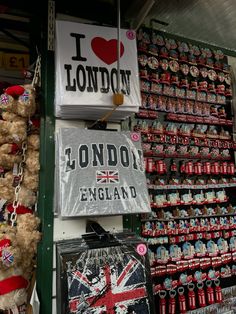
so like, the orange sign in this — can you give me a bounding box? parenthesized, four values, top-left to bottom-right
(4, 53, 29, 70)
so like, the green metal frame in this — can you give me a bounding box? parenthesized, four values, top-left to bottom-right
(36, 1, 55, 314)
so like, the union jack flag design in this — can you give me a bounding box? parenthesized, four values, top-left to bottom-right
(67, 254, 150, 313)
(96, 170, 119, 184)
(0, 94, 9, 105)
(2, 250, 14, 266)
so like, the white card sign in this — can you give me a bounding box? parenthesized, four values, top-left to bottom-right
(55, 20, 141, 119)
(56, 129, 151, 217)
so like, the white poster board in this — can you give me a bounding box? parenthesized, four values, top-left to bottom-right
(55, 20, 141, 120)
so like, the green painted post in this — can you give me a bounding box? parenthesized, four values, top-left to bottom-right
(36, 1, 55, 314)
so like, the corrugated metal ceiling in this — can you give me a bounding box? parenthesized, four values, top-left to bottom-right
(144, 0, 236, 53)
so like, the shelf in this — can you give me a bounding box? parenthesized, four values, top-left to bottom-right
(137, 48, 231, 75)
(144, 152, 231, 161)
(148, 183, 236, 190)
(150, 198, 229, 209)
(141, 132, 234, 145)
(141, 212, 236, 222)
(166, 113, 233, 126)
(140, 88, 229, 106)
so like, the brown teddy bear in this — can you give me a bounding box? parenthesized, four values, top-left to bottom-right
(16, 213, 41, 279)
(0, 120, 27, 145)
(1, 112, 27, 123)
(0, 266, 28, 310)
(0, 85, 36, 118)
(25, 149, 40, 174)
(0, 223, 30, 311)
(0, 224, 21, 269)
(0, 173, 36, 207)
(0, 143, 21, 169)
(22, 169, 39, 191)
(27, 134, 40, 151)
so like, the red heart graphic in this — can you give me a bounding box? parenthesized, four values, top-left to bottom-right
(91, 37, 124, 65)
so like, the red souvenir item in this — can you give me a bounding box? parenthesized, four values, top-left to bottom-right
(170, 160, 177, 172)
(194, 161, 202, 175)
(160, 72, 171, 85)
(211, 162, 220, 175)
(203, 162, 211, 174)
(198, 81, 208, 91)
(214, 279, 223, 303)
(188, 283, 196, 310)
(197, 282, 206, 307)
(168, 290, 177, 314)
(178, 287, 187, 314)
(156, 160, 167, 174)
(216, 84, 225, 94)
(159, 291, 167, 314)
(220, 162, 228, 175)
(146, 158, 155, 173)
(185, 161, 194, 175)
(227, 162, 235, 175)
(206, 280, 215, 305)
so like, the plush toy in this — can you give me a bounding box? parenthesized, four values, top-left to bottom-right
(14, 85, 36, 118)
(16, 213, 41, 279)
(25, 149, 40, 174)
(0, 266, 28, 310)
(0, 120, 27, 145)
(0, 143, 21, 169)
(0, 224, 21, 269)
(0, 224, 30, 311)
(0, 174, 36, 207)
(1, 112, 27, 123)
(0, 85, 36, 118)
(0, 82, 40, 311)
(27, 134, 40, 151)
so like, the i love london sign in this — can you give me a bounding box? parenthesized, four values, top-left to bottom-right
(55, 20, 141, 120)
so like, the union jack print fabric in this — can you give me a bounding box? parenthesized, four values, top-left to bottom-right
(57, 241, 153, 314)
(96, 170, 119, 184)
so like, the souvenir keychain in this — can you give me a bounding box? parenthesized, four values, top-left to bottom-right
(159, 290, 167, 314)
(168, 290, 177, 314)
(214, 279, 223, 303)
(188, 283, 196, 310)
(197, 282, 206, 307)
(206, 280, 215, 305)
(178, 287, 187, 314)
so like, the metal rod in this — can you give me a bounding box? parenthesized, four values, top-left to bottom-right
(117, 0, 120, 93)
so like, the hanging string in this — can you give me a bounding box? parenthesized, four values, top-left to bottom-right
(31, 55, 41, 87)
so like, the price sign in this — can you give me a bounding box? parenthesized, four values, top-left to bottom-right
(4, 53, 29, 70)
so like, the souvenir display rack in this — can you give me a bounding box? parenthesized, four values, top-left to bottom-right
(132, 26, 236, 313)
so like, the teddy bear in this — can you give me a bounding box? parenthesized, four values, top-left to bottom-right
(13, 85, 36, 118)
(22, 169, 39, 191)
(0, 120, 27, 145)
(0, 173, 36, 207)
(0, 85, 36, 118)
(25, 149, 40, 174)
(0, 223, 30, 311)
(1, 112, 27, 123)
(0, 143, 21, 169)
(15, 213, 41, 279)
(0, 224, 22, 269)
(0, 210, 41, 311)
(0, 266, 28, 310)
(27, 134, 40, 151)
